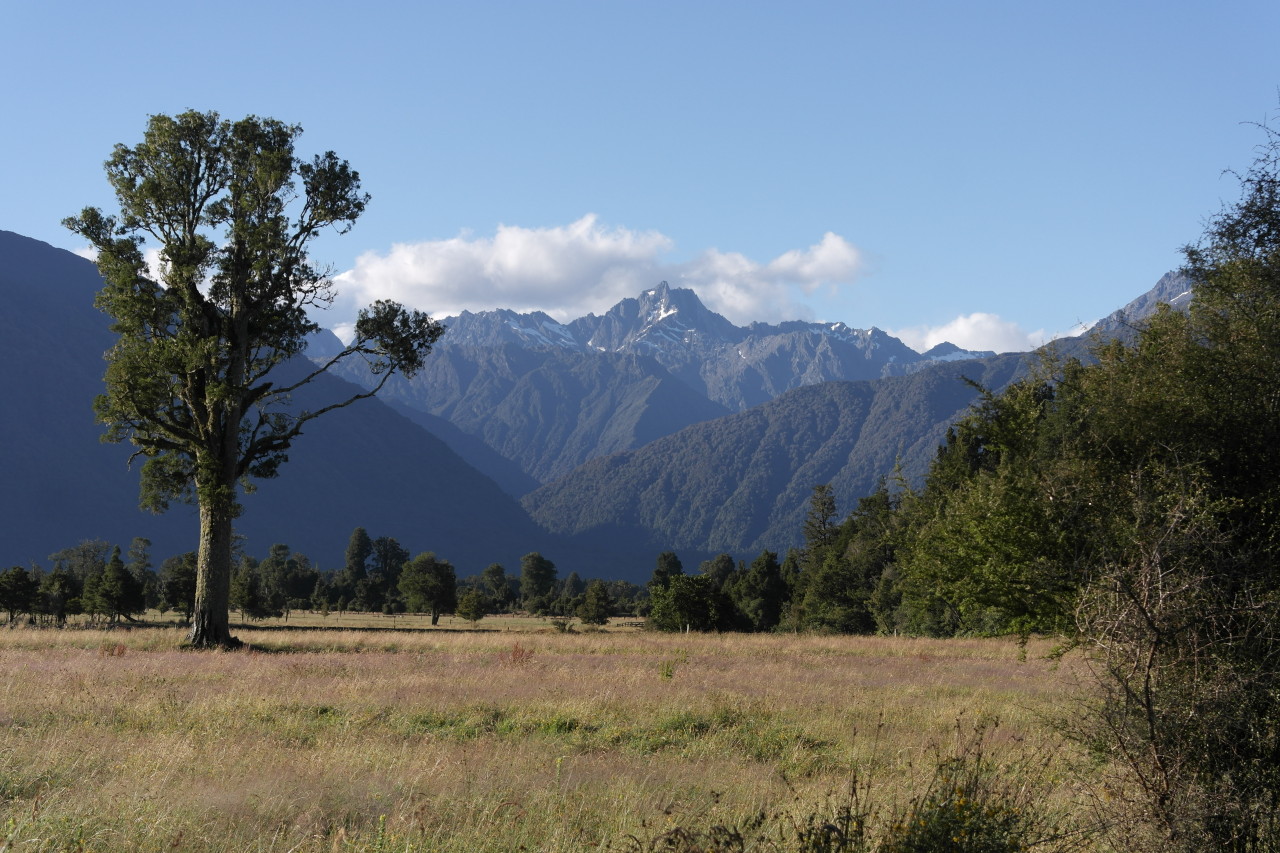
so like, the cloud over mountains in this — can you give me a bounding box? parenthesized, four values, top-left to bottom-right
(74, 213, 1058, 354)
(334, 215, 862, 327)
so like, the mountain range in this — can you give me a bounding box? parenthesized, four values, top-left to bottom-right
(320, 281, 997, 487)
(1, 229, 1186, 581)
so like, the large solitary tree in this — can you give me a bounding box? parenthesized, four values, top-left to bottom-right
(64, 111, 445, 647)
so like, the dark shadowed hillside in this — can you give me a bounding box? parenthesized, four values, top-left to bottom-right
(333, 345, 732, 484)
(0, 231, 562, 574)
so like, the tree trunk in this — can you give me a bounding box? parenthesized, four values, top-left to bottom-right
(188, 501, 241, 649)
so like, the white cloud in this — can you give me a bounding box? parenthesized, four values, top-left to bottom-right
(765, 232, 861, 287)
(334, 216, 862, 325)
(891, 312, 1058, 355)
(72, 245, 98, 262)
(331, 322, 357, 345)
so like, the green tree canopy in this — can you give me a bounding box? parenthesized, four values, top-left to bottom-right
(344, 527, 372, 583)
(648, 551, 684, 593)
(64, 111, 445, 648)
(519, 552, 557, 612)
(369, 536, 410, 584)
(481, 563, 513, 610)
(399, 553, 457, 625)
(455, 588, 488, 625)
(733, 550, 786, 632)
(577, 579, 614, 625)
(159, 552, 198, 620)
(0, 567, 38, 623)
(648, 574, 737, 633)
(89, 546, 145, 623)
(37, 569, 79, 625)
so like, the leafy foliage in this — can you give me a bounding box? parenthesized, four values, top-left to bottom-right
(519, 552, 557, 613)
(399, 553, 457, 625)
(577, 579, 615, 625)
(454, 588, 488, 625)
(63, 110, 444, 647)
(0, 567, 38, 622)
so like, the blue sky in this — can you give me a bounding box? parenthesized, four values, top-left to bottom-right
(3, 1, 1278, 352)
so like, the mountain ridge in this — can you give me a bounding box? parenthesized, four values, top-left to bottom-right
(323, 281, 998, 486)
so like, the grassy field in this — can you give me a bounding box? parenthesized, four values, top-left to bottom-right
(0, 622, 1103, 851)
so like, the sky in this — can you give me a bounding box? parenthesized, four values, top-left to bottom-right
(3, 1, 1279, 353)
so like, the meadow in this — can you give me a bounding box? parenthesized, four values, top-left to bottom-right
(0, 620, 1106, 852)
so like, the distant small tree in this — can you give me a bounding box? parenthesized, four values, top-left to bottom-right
(605, 580, 646, 616)
(310, 574, 333, 612)
(482, 563, 512, 611)
(159, 552, 198, 620)
(369, 536, 410, 586)
(48, 540, 110, 585)
(802, 484, 839, 571)
(126, 537, 160, 610)
(577, 580, 614, 626)
(733, 550, 787, 632)
(230, 557, 272, 619)
(399, 553, 457, 625)
(698, 553, 737, 592)
(519, 552, 557, 613)
(648, 574, 736, 632)
(0, 567, 38, 623)
(38, 568, 79, 624)
(649, 551, 684, 593)
(455, 588, 488, 626)
(344, 527, 372, 582)
(258, 544, 319, 617)
(96, 546, 145, 623)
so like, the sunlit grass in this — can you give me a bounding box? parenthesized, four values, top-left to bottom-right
(0, 626, 1093, 851)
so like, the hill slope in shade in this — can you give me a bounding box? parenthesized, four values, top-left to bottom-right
(0, 231, 560, 575)
(327, 344, 733, 484)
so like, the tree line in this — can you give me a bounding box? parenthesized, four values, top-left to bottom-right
(0, 528, 648, 628)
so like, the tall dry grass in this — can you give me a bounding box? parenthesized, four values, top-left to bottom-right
(0, 626, 1092, 851)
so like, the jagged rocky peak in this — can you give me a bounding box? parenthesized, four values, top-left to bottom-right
(577, 281, 742, 352)
(1089, 271, 1194, 337)
(440, 307, 581, 349)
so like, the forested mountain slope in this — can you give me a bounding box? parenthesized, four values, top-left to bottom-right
(342, 345, 732, 484)
(523, 353, 1027, 553)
